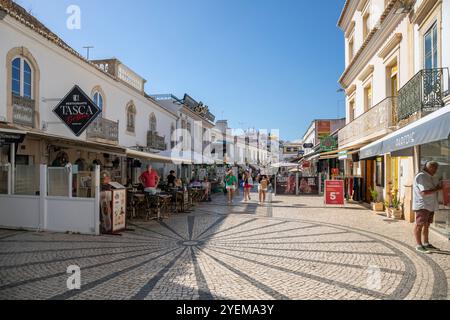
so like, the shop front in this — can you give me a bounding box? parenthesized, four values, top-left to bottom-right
(361, 105, 450, 239)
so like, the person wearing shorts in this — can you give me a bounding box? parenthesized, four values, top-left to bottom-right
(412, 161, 442, 254)
(243, 171, 253, 202)
(259, 175, 269, 204)
(225, 170, 238, 204)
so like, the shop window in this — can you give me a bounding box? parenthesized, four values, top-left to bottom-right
(376, 157, 384, 187)
(11, 57, 32, 99)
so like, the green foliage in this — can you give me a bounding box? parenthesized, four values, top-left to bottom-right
(370, 188, 378, 202)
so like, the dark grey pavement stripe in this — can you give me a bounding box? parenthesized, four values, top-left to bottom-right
(205, 244, 398, 257)
(0, 245, 178, 291)
(204, 230, 352, 243)
(208, 240, 377, 246)
(128, 223, 181, 241)
(0, 231, 26, 240)
(49, 247, 183, 300)
(208, 244, 405, 275)
(211, 224, 323, 242)
(198, 247, 290, 300)
(190, 247, 213, 300)
(132, 248, 187, 300)
(202, 221, 288, 240)
(197, 219, 258, 241)
(188, 216, 195, 241)
(0, 239, 151, 244)
(194, 215, 227, 239)
(0, 243, 159, 270)
(157, 221, 185, 240)
(0, 242, 160, 256)
(205, 247, 391, 300)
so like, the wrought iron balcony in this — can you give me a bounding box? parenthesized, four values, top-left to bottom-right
(86, 117, 119, 143)
(397, 68, 449, 121)
(12, 95, 35, 127)
(147, 131, 167, 151)
(339, 97, 397, 148)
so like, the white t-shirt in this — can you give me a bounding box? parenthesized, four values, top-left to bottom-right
(413, 171, 438, 212)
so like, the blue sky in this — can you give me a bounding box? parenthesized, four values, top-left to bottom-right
(15, 0, 346, 141)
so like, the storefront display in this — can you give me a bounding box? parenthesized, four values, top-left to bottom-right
(275, 173, 297, 195)
(298, 176, 319, 195)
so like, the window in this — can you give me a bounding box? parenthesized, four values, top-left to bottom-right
(126, 103, 136, 133)
(424, 23, 438, 69)
(364, 84, 373, 111)
(375, 157, 384, 187)
(11, 57, 32, 99)
(348, 37, 354, 62)
(149, 113, 157, 132)
(170, 123, 175, 149)
(349, 100, 356, 121)
(363, 11, 371, 40)
(92, 92, 103, 117)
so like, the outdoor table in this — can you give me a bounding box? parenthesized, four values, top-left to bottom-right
(158, 194, 173, 219)
(127, 190, 146, 219)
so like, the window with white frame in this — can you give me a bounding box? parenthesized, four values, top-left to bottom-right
(126, 103, 136, 133)
(424, 22, 438, 69)
(92, 91, 104, 117)
(12, 57, 32, 99)
(149, 113, 157, 132)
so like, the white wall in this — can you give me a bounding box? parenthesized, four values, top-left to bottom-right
(0, 17, 177, 149)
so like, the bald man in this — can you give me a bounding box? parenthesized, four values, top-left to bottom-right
(412, 161, 442, 254)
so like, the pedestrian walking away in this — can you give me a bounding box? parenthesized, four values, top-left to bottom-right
(225, 169, 238, 205)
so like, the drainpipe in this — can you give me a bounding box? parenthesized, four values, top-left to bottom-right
(10, 143, 15, 195)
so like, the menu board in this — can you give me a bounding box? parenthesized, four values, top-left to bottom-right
(111, 189, 126, 232)
(100, 191, 112, 234)
(324, 180, 345, 205)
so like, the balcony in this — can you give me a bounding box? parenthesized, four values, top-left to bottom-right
(86, 118, 119, 144)
(339, 97, 397, 148)
(12, 95, 35, 127)
(147, 131, 167, 151)
(397, 68, 449, 122)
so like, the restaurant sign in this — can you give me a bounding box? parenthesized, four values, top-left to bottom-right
(320, 136, 337, 152)
(53, 85, 101, 137)
(0, 132, 25, 146)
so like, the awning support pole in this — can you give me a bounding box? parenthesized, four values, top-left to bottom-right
(10, 143, 15, 195)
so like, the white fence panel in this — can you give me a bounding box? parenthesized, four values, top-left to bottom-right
(0, 195, 40, 230)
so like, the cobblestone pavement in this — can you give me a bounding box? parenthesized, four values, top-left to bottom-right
(0, 192, 448, 300)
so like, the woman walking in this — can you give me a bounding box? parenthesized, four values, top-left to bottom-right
(243, 170, 253, 202)
(225, 169, 238, 204)
(259, 175, 269, 204)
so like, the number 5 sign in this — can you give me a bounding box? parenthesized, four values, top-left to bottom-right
(324, 180, 345, 205)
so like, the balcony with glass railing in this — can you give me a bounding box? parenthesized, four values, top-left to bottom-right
(86, 118, 119, 144)
(12, 95, 35, 127)
(147, 131, 167, 151)
(338, 96, 398, 148)
(397, 68, 449, 123)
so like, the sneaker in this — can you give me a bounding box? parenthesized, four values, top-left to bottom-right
(424, 244, 440, 251)
(416, 246, 431, 254)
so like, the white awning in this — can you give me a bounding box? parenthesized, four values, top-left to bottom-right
(126, 149, 192, 164)
(360, 104, 450, 159)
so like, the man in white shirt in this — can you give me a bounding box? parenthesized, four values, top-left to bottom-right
(412, 161, 442, 254)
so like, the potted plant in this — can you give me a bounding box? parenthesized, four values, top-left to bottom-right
(370, 188, 384, 212)
(391, 196, 403, 220)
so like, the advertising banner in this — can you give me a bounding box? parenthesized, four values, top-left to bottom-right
(276, 173, 297, 195)
(320, 136, 337, 152)
(324, 180, 345, 205)
(317, 120, 331, 138)
(298, 176, 319, 195)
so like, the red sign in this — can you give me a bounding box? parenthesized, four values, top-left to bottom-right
(331, 168, 340, 176)
(325, 180, 345, 205)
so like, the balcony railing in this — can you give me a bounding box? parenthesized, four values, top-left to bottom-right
(339, 96, 397, 148)
(86, 118, 119, 143)
(397, 68, 449, 121)
(12, 95, 35, 127)
(147, 131, 167, 151)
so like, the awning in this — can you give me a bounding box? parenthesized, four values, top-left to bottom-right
(360, 104, 450, 159)
(126, 149, 192, 164)
(26, 131, 127, 156)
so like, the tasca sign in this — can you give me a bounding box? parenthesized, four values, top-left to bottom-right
(53, 85, 101, 137)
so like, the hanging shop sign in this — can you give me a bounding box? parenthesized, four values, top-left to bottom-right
(317, 120, 331, 138)
(324, 180, 345, 205)
(320, 136, 337, 152)
(53, 85, 101, 137)
(0, 132, 25, 146)
(303, 143, 314, 149)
